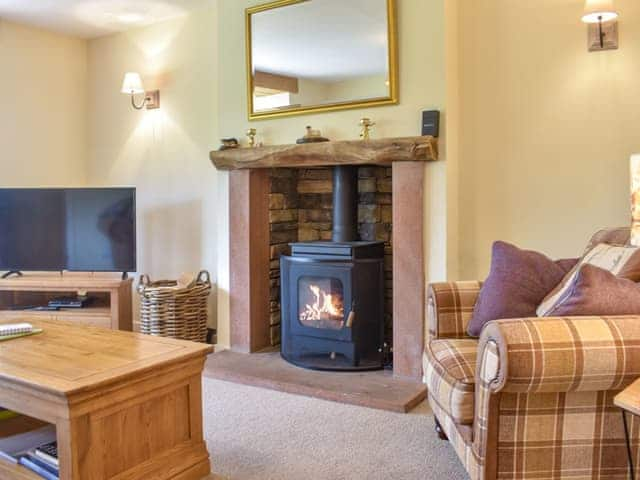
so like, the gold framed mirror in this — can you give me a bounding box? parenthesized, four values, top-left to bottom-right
(246, 0, 398, 120)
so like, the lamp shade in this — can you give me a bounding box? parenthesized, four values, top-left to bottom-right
(121, 72, 145, 94)
(582, 0, 618, 23)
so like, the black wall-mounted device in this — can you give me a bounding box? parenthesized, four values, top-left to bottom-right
(421, 110, 440, 137)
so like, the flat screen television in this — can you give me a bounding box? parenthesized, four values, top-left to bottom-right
(0, 188, 136, 273)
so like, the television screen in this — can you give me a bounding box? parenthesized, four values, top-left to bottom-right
(0, 188, 136, 272)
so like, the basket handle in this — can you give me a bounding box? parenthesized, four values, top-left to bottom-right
(137, 274, 152, 294)
(197, 270, 211, 286)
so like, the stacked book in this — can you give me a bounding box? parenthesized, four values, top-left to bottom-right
(19, 441, 59, 480)
(0, 323, 43, 342)
(0, 409, 59, 479)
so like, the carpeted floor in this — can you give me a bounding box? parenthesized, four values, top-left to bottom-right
(202, 378, 469, 480)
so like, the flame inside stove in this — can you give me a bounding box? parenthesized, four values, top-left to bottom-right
(300, 284, 344, 323)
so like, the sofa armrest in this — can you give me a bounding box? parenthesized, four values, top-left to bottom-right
(478, 316, 640, 394)
(427, 281, 482, 341)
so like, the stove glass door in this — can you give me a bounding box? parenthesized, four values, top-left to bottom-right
(297, 276, 345, 330)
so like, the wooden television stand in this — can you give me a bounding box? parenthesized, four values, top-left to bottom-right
(0, 273, 133, 331)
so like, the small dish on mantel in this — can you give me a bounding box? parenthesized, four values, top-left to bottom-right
(296, 126, 330, 144)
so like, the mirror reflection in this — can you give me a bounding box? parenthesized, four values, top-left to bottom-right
(248, 0, 396, 119)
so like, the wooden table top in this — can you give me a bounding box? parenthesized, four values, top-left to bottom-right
(0, 319, 213, 397)
(615, 378, 640, 416)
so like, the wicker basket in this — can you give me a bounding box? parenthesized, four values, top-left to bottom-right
(137, 270, 211, 342)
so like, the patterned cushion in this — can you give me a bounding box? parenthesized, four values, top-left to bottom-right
(584, 226, 630, 253)
(542, 264, 640, 317)
(424, 338, 478, 425)
(537, 243, 640, 316)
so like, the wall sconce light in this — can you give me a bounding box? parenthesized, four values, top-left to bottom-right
(582, 0, 619, 52)
(121, 72, 160, 110)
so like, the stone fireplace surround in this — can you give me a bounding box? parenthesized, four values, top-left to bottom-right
(211, 136, 438, 380)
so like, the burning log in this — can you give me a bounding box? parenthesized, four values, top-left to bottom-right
(299, 284, 344, 322)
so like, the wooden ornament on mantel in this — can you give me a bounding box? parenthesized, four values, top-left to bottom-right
(209, 135, 438, 171)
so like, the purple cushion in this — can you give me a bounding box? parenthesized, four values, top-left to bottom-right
(543, 264, 640, 316)
(467, 241, 577, 337)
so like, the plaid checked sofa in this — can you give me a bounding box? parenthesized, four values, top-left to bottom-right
(424, 228, 640, 480)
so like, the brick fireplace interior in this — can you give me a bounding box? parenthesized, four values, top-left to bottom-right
(268, 166, 393, 349)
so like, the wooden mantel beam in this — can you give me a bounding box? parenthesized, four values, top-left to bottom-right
(210, 136, 438, 171)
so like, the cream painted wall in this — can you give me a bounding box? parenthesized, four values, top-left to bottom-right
(217, 0, 450, 347)
(444, 0, 460, 281)
(0, 19, 87, 186)
(455, 0, 640, 279)
(86, 6, 221, 328)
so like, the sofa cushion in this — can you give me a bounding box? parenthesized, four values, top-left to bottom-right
(583, 227, 630, 253)
(467, 241, 576, 337)
(541, 264, 640, 317)
(424, 338, 478, 425)
(538, 243, 640, 316)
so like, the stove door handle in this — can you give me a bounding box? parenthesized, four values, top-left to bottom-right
(345, 310, 356, 328)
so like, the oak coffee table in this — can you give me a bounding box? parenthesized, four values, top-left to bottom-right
(0, 319, 213, 480)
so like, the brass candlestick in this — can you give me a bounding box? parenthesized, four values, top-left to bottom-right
(246, 128, 257, 148)
(359, 118, 375, 140)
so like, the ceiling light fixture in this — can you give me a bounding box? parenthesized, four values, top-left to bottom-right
(581, 0, 619, 51)
(121, 72, 160, 110)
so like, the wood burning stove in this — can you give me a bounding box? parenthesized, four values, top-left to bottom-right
(280, 166, 385, 371)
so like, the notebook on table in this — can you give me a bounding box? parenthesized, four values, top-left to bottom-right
(0, 323, 43, 342)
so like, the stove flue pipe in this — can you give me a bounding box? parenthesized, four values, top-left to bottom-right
(331, 165, 358, 242)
